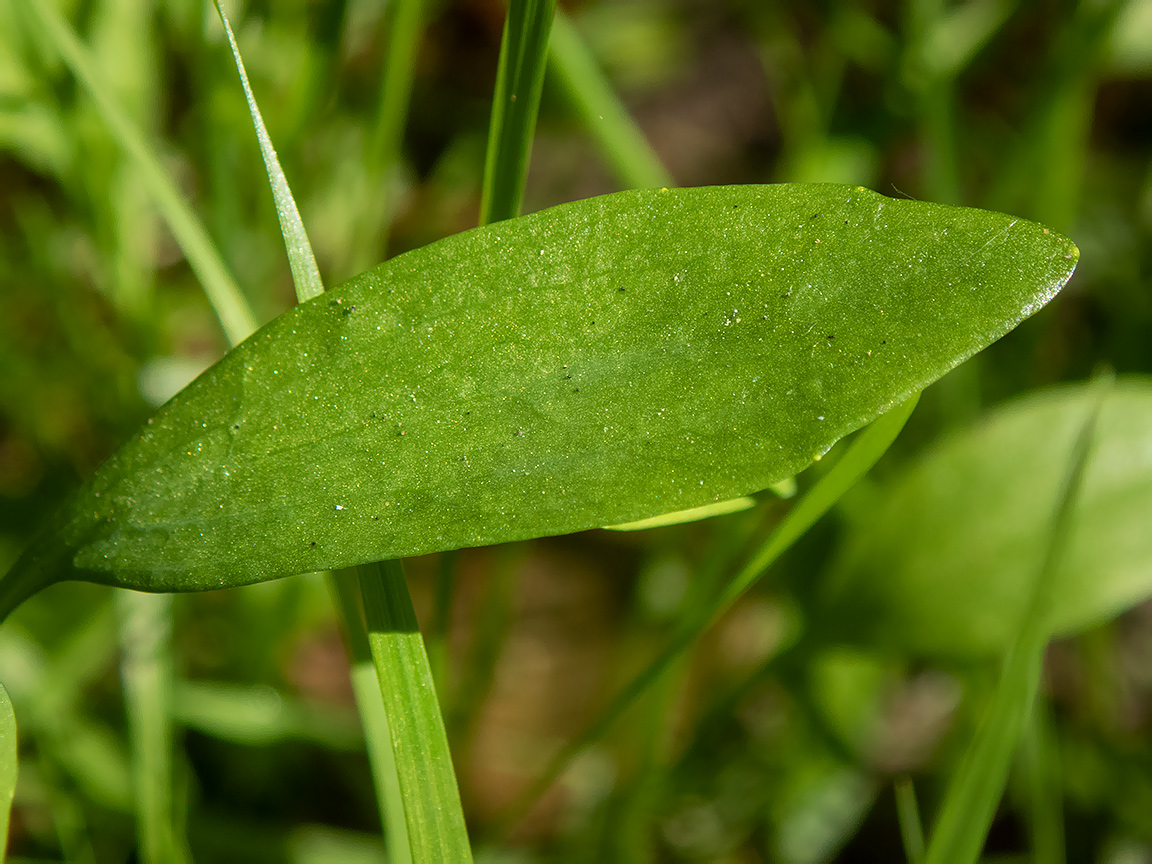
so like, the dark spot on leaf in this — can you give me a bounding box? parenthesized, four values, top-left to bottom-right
(310, 542, 316, 547)
(827, 334, 835, 340)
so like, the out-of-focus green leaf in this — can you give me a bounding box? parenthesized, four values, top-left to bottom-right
(824, 377, 1152, 659)
(922, 375, 1104, 864)
(0, 682, 15, 862)
(1, 185, 1076, 609)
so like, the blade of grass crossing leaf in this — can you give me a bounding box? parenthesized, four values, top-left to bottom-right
(547, 11, 672, 190)
(213, 1, 323, 302)
(486, 395, 919, 842)
(0, 683, 15, 862)
(895, 778, 925, 864)
(923, 378, 1108, 864)
(358, 560, 473, 861)
(21, 0, 257, 345)
(117, 592, 189, 864)
(215, 12, 430, 858)
(329, 571, 413, 864)
(480, 0, 556, 225)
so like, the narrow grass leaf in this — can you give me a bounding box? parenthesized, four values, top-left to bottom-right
(347, 0, 426, 271)
(20, 0, 256, 345)
(825, 377, 1152, 658)
(214, 13, 430, 857)
(1, 186, 1076, 612)
(487, 393, 918, 841)
(480, 0, 556, 225)
(1021, 702, 1065, 864)
(895, 778, 925, 864)
(117, 592, 187, 864)
(548, 10, 672, 190)
(327, 572, 414, 864)
(358, 560, 472, 861)
(213, 1, 323, 302)
(0, 683, 15, 863)
(922, 378, 1106, 864)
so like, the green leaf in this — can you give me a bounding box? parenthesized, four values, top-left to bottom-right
(824, 376, 1152, 659)
(1, 184, 1076, 609)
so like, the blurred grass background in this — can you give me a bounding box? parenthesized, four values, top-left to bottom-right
(2, 0, 1152, 861)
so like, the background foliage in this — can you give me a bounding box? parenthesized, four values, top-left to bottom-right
(1, 0, 1151, 862)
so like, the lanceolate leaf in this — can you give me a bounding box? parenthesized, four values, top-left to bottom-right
(2, 185, 1076, 611)
(824, 377, 1152, 659)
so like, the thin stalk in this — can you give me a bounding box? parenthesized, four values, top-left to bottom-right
(480, 0, 556, 225)
(895, 777, 925, 864)
(1021, 700, 1065, 864)
(0, 683, 15, 863)
(923, 377, 1108, 864)
(358, 561, 473, 860)
(486, 394, 919, 842)
(547, 10, 671, 190)
(116, 592, 188, 864)
(22, 0, 257, 344)
(347, 0, 427, 271)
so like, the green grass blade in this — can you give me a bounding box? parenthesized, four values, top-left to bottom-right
(486, 394, 918, 841)
(547, 10, 672, 190)
(357, 561, 472, 861)
(895, 778, 925, 864)
(1021, 701, 1065, 864)
(21, 0, 257, 345)
(330, 572, 413, 864)
(0, 683, 15, 863)
(116, 592, 187, 864)
(480, 0, 556, 225)
(213, 1, 323, 302)
(347, 0, 426, 272)
(212, 10, 428, 855)
(923, 378, 1107, 864)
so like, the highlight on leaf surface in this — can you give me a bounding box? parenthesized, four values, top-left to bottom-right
(0, 184, 1078, 615)
(823, 377, 1152, 659)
